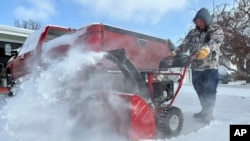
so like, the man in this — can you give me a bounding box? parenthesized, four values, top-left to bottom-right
(174, 7, 224, 123)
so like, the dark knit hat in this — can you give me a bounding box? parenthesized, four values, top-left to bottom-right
(193, 8, 212, 26)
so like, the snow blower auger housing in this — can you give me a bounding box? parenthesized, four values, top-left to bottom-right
(2, 23, 191, 140)
(95, 49, 189, 140)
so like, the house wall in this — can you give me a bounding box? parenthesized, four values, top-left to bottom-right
(0, 25, 33, 67)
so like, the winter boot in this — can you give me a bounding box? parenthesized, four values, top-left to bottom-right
(193, 111, 205, 118)
(201, 94, 216, 124)
(200, 106, 214, 124)
(193, 95, 206, 118)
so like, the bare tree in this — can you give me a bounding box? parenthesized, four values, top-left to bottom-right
(14, 19, 42, 30)
(213, 0, 250, 81)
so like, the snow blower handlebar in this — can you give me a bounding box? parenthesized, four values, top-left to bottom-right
(159, 55, 191, 69)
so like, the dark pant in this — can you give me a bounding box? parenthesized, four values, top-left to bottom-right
(192, 69, 219, 115)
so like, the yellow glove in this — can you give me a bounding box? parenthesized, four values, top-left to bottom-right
(196, 47, 210, 60)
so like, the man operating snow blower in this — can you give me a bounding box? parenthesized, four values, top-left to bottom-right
(172, 7, 224, 123)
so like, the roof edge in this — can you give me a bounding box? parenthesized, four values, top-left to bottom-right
(0, 24, 34, 37)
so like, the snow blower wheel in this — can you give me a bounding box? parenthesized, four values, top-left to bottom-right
(156, 106, 184, 139)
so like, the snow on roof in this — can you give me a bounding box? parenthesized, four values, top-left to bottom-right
(0, 24, 33, 37)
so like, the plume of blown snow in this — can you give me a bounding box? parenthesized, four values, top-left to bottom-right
(0, 47, 129, 141)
